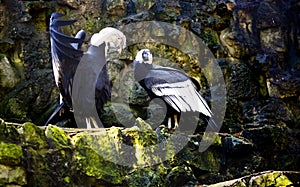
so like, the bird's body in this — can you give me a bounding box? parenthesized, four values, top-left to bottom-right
(133, 49, 214, 129)
(45, 12, 126, 127)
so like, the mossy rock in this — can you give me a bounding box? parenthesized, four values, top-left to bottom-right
(249, 172, 293, 186)
(0, 119, 21, 143)
(166, 165, 197, 187)
(101, 102, 136, 127)
(22, 122, 48, 149)
(0, 164, 27, 186)
(45, 125, 71, 149)
(72, 129, 127, 184)
(173, 134, 222, 173)
(0, 142, 22, 166)
(126, 168, 165, 187)
(2, 98, 29, 122)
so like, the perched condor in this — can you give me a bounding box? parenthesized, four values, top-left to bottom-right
(133, 49, 215, 130)
(46, 12, 126, 128)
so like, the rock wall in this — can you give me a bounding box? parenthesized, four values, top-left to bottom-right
(0, 0, 299, 186)
(0, 0, 299, 127)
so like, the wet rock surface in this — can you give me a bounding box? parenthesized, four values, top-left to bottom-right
(0, 0, 299, 186)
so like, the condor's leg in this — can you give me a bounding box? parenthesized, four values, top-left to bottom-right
(174, 114, 179, 129)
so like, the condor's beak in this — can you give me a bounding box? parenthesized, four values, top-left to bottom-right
(118, 48, 123, 55)
(142, 51, 149, 61)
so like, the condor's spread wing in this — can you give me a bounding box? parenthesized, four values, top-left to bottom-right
(49, 12, 86, 107)
(143, 65, 212, 117)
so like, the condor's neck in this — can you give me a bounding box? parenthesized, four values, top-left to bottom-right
(134, 62, 153, 81)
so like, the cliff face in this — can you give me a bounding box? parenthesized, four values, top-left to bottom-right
(0, 0, 299, 186)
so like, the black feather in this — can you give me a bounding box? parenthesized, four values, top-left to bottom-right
(133, 55, 213, 129)
(46, 13, 110, 127)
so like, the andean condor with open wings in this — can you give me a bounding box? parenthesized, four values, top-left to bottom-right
(45, 12, 126, 128)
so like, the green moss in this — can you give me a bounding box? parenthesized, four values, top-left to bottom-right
(123, 118, 162, 167)
(75, 147, 124, 184)
(23, 122, 47, 149)
(274, 174, 293, 186)
(250, 172, 293, 186)
(63, 176, 71, 184)
(45, 125, 70, 149)
(5, 98, 28, 122)
(126, 168, 164, 187)
(212, 134, 222, 146)
(72, 130, 126, 184)
(123, 118, 157, 147)
(201, 29, 220, 52)
(0, 142, 22, 166)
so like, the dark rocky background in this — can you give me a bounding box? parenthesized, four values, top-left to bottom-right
(0, 0, 299, 186)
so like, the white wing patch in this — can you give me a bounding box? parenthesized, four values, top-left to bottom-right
(151, 80, 212, 117)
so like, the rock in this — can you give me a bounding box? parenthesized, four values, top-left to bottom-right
(219, 0, 261, 58)
(173, 134, 222, 174)
(202, 171, 299, 187)
(252, 52, 272, 71)
(56, 0, 81, 9)
(166, 165, 197, 187)
(1, 98, 29, 123)
(242, 98, 292, 126)
(22, 122, 48, 149)
(126, 168, 165, 186)
(199, 0, 231, 32)
(0, 0, 299, 186)
(45, 125, 70, 149)
(0, 55, 20, 94)
(0, 164, 26, 186)
(222, 98, 244, 133)
(129, 83, 150, 106)
(256, 2, 280, 29)
(201, 29, 220, 52)
(128, 0, 154, 14)
(227, 62, 257, 99)
(144, 100, 167, 129)
(105, 0, 126, 18)
(100, 102, 136, 127)
(221, 134, 253, 155)
(249, 171, 293, 186)
(0, 119, 298, 186)
(122, 118, 160, 167)
(0, 142, 22, 166)
(118, 11, 151, 24)
(266, 69, 300, 98)
(72, 137, 126, 184)
(260, 28, 286, 53)
(241, 125, 288, 155)
(220, 25, 258, 58)
(190, 21, 201, 36)
(0, 119, 21, 143)
(149, 0, 181, 21)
